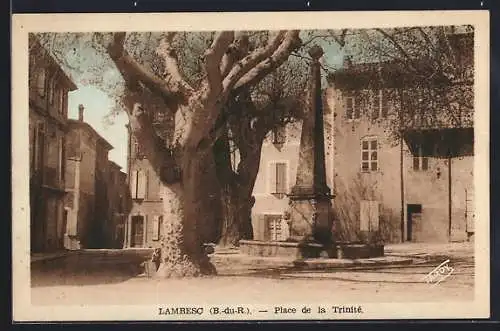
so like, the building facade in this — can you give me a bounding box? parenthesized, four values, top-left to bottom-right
(29, 35, 78, 253)
(64, 105, 114, 249)
(123, 92, 221, 248)
(249, 30, 474, 244)
(124, 118, 168, 249)
(328, 83, 474, 244)
(250, 100, 335, 242)
(106, 161, 130, 249)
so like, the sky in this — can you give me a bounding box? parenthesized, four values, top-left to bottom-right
(68, 86, 129, 170)
(65, 36, 345, 173)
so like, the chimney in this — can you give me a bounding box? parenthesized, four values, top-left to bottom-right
(343, 55, 353, 69)
(78, 104, 84, 122)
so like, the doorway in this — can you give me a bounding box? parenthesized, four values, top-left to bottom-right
(131, 215, 144, 247)
(406, 204, 422, 242)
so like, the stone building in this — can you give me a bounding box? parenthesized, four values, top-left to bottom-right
(64, 105, 114, 249)
(327, 31, 474, 243)
(249, 30, 474, 244)
(124, 110, 169, 248)
(250, 100, 335, 242)
(123, 94, 220, 248)
(29, 34, 78, 253)
(106, 161, 130, 248)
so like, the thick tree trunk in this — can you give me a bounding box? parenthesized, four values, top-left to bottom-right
(218, 184, 240, 247)
(214, 127, 263, 246)
(156, 180, 216, 277)
(106, 30, 302, 277)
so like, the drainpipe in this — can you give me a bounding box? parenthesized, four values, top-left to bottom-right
(448, 155, 452, 241)
(399, 88, 405, 243)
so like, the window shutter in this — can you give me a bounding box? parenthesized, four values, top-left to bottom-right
(143, 215, 148, 245)
(268, 162, 277, 193)
(49, 78, 55, 104)
(369, 201, 380, 231)
(372, 92, 380, 120)
(413, 157, 420, 171)
(37, 69, 46, 97)
(152, 215, 160, 241)
(360, 200, 379, 232)
(346, 97, 353, 119)
(59, 87, 65, 115)
(276, 163, 287, 194)
(360, 200, 370, 231)
(256, 214, 266, 241)
(137, 170, 147, 199)
(130, 170, 138, 199)
(144, 170, 149, 199)
(381, 90, 389, 117)
(422, 157, 429, 170)
(353, 96, 360, 119)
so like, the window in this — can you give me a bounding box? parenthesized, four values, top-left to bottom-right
(345, 94, 360, 120)
(130, 169, 148, 199)
(32, 123, 45, 171)
(60, 89, 66, 116)
(49, 78, 55, 105)
(372, 89, 389, 119)
(58, 136, 65, 183)
(361, 137, 378, 172)
(266, 215, 283, 241)
(36, 68, 46, 97)
(152, 215, 162, 241)
(134, 141, 145, 159)
(413, 145, 429, 171)
(269, 161, 288, 197)
(272, 125, 286, 145)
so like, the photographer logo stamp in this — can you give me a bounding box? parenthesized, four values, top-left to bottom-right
(423, 259, 454, 286)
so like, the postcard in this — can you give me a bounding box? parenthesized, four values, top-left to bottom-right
(12, 10, 490, 321)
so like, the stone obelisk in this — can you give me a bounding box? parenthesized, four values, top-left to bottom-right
(286, 45, 334, 246)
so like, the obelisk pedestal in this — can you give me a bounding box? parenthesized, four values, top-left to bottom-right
(239, 45, 384, 259)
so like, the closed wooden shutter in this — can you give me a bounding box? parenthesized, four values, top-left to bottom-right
(275, 162, 287, 194)
(372, 91, 380, 120)
(360, 200, 379, 231)
(268, 163, 277, 194)
(346, 96, 354, 119)
(256, 214, 266, 241)
(137, 170, 147, 199)
(369, 201, 380, 231)
(360, 200, 370, 232)
(130, 170, 138, 199)
(152, 215, 161, 241)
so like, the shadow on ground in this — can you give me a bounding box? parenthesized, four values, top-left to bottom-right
(31, 250, 149, 287)
(31, 248, 474, 287)
(212, 253, 474, 285)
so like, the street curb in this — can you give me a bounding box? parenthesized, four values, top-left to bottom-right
(30, 251, 74, 264)
(211, 253, 415, 270)
(293, 256, 414, 270)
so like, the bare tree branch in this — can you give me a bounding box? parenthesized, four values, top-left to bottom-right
(221, 31, 289, 94)
(107, 32, 188, 108)
(121, 87, 169, 170)
(220, 32, 250, 78)
(203, 31, 235, 96)
(156, 32, 195, 96)
(374, 28, 417, 72)
(232, 30, 302, 93)
(329, 29, 348, 47)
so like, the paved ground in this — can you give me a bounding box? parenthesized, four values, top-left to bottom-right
(30, 242, 474, 306)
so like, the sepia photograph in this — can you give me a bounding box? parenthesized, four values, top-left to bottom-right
(11, 11, 490, 321)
